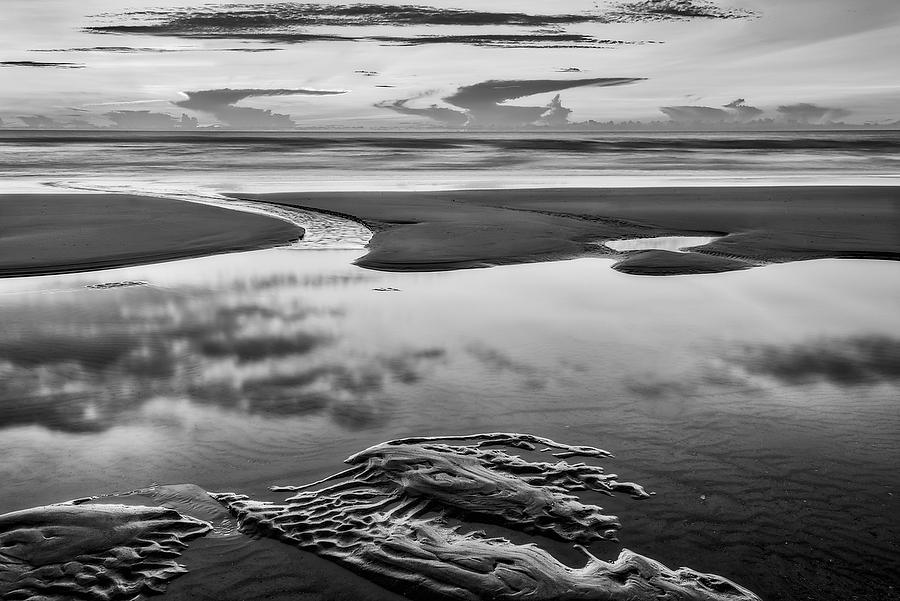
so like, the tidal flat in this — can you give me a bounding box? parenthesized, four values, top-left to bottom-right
(1, 227, 898, 599)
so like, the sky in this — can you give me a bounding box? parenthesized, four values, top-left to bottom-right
(0, 0, 898, 129)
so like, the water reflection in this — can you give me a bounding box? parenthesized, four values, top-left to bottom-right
(0, 251, 445, 433)
(732, 335, 900, 386)
(604, 235, 720, 252)
(1, 250, 899, 600)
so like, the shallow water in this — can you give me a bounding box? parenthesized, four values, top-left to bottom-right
(604, 235, 720, 252)
(0, 248, 898, 599)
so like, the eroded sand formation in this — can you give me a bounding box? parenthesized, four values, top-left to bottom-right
(0, 504, 210, 600)
(0, 434, 761, 601)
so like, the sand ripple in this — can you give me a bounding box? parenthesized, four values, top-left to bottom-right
(0, 434, 761, 601)
(214, 433, 760, 601)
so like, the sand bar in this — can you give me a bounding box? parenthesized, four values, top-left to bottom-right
(0, 194, 302, 277)
(241, 186, 900, 275)
(1, 187, 897, 278)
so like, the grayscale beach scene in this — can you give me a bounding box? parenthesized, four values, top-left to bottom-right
(1, 1, 898, 600)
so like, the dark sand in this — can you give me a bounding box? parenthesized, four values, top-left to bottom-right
(242, 186, 900, 275)
(0, 194, 301, 277)
(2, 187, 896, 277)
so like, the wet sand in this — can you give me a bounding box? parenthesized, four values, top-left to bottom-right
(2, 187, 896, 278)
(242, 186, 900, 274)
(0, 194, 302, 277)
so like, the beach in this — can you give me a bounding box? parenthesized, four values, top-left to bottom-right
(2, 186, 897, 278)
(3, 0, 899, 594)
(0, 193, 301, 277)
(0, 137, 898, 601)
(1, 245, 898, 601)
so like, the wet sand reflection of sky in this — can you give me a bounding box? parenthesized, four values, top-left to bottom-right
(1, 249, 897, 437)
(1, 249, 899, 599)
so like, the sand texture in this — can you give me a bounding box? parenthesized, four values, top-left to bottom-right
(242, 186, 899, 274)
(0, 503, 211, 600)
(213, 433, 760, 601)
(0, 194, 301, 277)
(0, 434, 761, 601)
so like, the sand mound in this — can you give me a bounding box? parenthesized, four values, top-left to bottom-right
(0, 503, 211, 600)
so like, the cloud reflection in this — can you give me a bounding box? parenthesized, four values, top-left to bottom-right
(625, 335, 900, 405)
(0, 282, 444, 433)
(733, 336, 900, 386)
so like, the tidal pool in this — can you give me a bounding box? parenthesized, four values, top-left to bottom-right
(0, 250, 897, 600)
(604, 235, 721, 252)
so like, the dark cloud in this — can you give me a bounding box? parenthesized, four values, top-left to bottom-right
(88, 2, 754, 30)
(777, 102, 852, 124)
(610, 0, 755, 20)
(371, 34, 651, 48)
(732, 336, 900, 386)
(444, 77, 644, 127)
(88, 4, 592, 30)
(32, 46, 281, 53)
(173, 87, 346, 129)
(0, 60, 84, 68)
(80, 30, 655, 49)
(86, 2, 752, 46)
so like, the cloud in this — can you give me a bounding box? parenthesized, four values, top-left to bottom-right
(17, 115, 67, 128)
(660, 105, 731, 122)
(538, 94, 573, 127)
(660, 98, 764, 123)
(32, 46, 281, 53)
(0, 60, 83, 68)
(723, 98, 764, 120)
(85, 2, 752, 46)
(777, 102, 852, 124)
(78, 30, 654, 49)
(369, 34, 651, 48)
(375, 98, 468, 127)
(378, 78, 643, 128)
(105, 110, 180, 129)
(444, 77, 644, 127)
(731, 336, 900, 386)
(610, 0, 755, 21)
(173, 87, 347, 129)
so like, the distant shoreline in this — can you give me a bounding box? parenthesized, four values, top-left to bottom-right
(1, 128, 899, 137)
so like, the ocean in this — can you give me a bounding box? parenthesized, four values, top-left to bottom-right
(1, 130, 898, 195)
